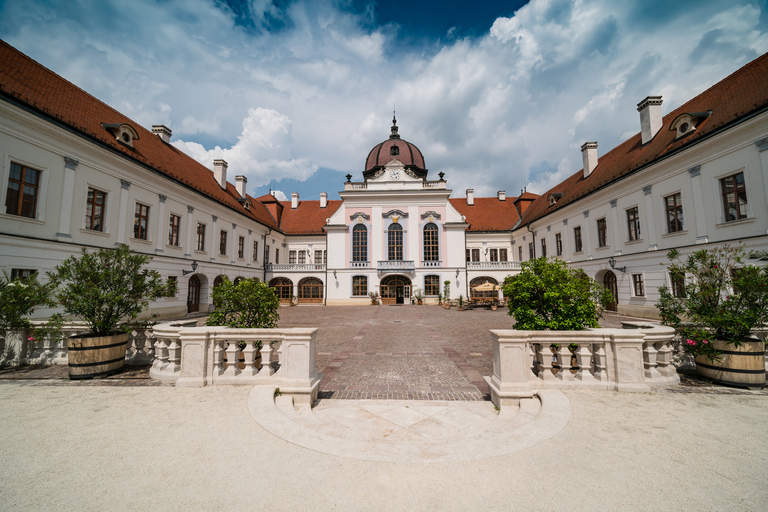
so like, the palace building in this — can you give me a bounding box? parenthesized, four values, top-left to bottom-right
(1, 39, 766, 319)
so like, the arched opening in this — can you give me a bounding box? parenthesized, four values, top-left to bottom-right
(212, 275, 227, 308)
(603, 270, 618, 312)
(380, 275, 412, 305)
(187, 274, 201, 313)
(233, 276, 244, 285)
(269, 277, 293, 303)
(298, 277, 323, 304)
(470, 276, 499, 301)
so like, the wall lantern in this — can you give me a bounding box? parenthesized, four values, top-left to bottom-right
(333, 270, 337, 279)
(455, 269, 460, 278)
(183, 260, 198, 275)
(608, 257, 626, 273)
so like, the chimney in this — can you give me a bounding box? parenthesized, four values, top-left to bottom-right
(235, 175, 247, 198)
(581, 142, 598, 178)
(637, 96, 663, 145)
(320, 192, 327, 208)
(152, 125, 172, 143)
(466, 189, 474, 206)
(497, 190, 506, 201)
(213, 159, 228, 189)
(291, 192, 299, 209)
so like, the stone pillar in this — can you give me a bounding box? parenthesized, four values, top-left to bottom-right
(582, 210, 593, 259)
(231, 223, 237, 264)
(155, 194, 166, 253)
(610, 331, 651, 392)
(175, 328, 210, 387)
(610, 199, 621, 255)
(642, 185, 657, 251)
(210, 215, 218, 261)
(184, 206, 195, 257)
(483, 330, 536, 409)
(116, 179, 131, 245)
(273, 328, 322, 405)
(56, 157, 78, 239)
(688, 166, 708, 244)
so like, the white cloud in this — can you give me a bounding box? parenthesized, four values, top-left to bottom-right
(271, 190, 288, 201)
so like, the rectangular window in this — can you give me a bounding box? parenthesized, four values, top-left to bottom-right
(596, 218, 607, 248)
(500, 249, 508, 262)
(471, 248, 480, 262)
(219, 230, 227, 255)
(665, 193, 684, 233)
(632, 274, 645, 297)
(197, 223, 206, 251)
(5, 162, 40, 218)
(425, 275, 440, 296)
(134, 203, 150, 240)
(574, 226, 583, 252)
(253, 241, 258, 261)
(314, 250, 323, 265)
(670, 272, 686, 298)
(528, 242, 534, 260)
(275, 249, 279, 263)
(238, 236, 245, 259)
(540, 238, 547, 258)
(518, 246, 523, 261)
(168, 214, 181, 246)
(555, 233, 562, 256)
(626, 207, 640, 241)
(489, 249, 498, 262)
(324, 250, 327, 265)
(11, 269, 36, 280)
(721, 172, 747, 221)
(86, 188, 107, 231)
(466, 249, 470, 262)
(289, 250, 297, 264)
(265, 245, 270, 264)
(352, 275, 368, 296)
(298, 250, 306, 264)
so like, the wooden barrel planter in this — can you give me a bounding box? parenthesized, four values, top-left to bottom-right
(67, 332, 129, 379)
(695, 338, 766, 389)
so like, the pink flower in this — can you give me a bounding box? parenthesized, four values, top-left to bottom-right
(703, 339, 708, 344)
(686, 339, 696, 346)
(27, 336, 35, 342)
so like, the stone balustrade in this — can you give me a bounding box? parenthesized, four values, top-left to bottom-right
(467, 261, 521, 270)
(150, 322, 323, 405)
(483, 324, 679, 408)
(266, 263, 325, 272)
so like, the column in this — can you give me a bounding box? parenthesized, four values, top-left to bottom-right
(610, 199, 621, 256)
(116, 179, 131, 245)
(184, 206, 195, 258)
(642, 185, 657, 251)
(582, 210, 593, 259)
(56, 157, 78, 239)
(231, 223, 237, 264)
(247, 229, 252, 267)
(210, 215, 217, 261)
(155, 194, 166, 253)
(688, 166, 708, 244)
(562, 218, 569, 262)
(755, 138, 768, 212)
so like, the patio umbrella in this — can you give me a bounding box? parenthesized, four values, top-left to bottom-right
(472, 282, 500, 291)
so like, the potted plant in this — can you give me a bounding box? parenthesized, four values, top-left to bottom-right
(0, 271, 56, 366)
(413, 287, 424, 305)
(657, 245, 768, 389)
(457, 295, 464, 311)
(289, 294, 298, 306)
(437, 291, 443, 306)
(47, 244, 171, 379)
(369, 291, 380, 305)
(443, 280, 451, 309)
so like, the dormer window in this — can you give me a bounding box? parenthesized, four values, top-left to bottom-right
(101, 123, 140, 148)
(237, 197, 251, 210)
(547, 192, 564, 206)
(390, 145, 399, 156)
(669, 111, 712, 139)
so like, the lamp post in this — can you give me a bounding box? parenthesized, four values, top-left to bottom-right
(183, 260, 198, 275)
(608, 257, 626, 273)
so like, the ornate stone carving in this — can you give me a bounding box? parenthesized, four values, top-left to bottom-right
(688, 165, 701, 177)
(121, 179, 131, 190)
(63, 157, 79, 170)
(371, 170, 385, 180)
(643, 185, 652, 195)
(382, 209, 409, 218)
(610, 199, 617, 208)
(188, 206, 194, 213)
(420, 211, 441, 220)
(755, 137, 768, 152)
(404, 169, 419, 179)
(583, 210, 589, 218)
(349, 212, 371, 221)
(158, 194, 167, 203)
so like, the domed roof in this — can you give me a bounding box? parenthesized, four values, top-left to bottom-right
(363, 116, 427, 180)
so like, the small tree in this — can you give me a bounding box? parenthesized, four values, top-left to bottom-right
(504, 257, 612, 330)
(207, 278, 280, 328)
(443, 280, 451, 302)
(47, 245, 170, 336)
(0, 271, 55, 332)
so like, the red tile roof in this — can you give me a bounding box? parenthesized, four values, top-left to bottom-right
(0, 40, 279, 231)
(450, 196, 528, 232)
(519, 51, 768, 227)
(278, 200, 343, 234)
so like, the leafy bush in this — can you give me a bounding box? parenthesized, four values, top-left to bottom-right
(207, 277, 279, 328)
(657, 245, 768, 361)
(504, 257, 612, 330)
(0, 271, 55, 331)
(47, 245, 170, 336)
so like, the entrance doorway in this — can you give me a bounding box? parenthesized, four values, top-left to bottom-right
(380, 275, 412, 305)
(603, 271, 618, 311)
(187, 274, 201, 313)
(298, 277, 324, 304)
(269, 277, 293, 304)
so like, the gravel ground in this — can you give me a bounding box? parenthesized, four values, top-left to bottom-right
(0, 383, 766, 511)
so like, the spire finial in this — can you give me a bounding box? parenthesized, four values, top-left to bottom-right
(390, 109, 400, 140)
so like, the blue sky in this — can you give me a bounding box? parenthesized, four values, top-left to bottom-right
(1, 0, 767, 202)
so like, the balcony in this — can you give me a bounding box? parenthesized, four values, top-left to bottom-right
(266, 263, 325, 272)
(350, 261, 370, 268)
(420, 260, 442, 268)
(377, 260, 415, 273)
(466, 261, 521, 270)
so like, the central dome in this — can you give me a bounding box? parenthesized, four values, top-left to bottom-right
(363, 116, 427, 180)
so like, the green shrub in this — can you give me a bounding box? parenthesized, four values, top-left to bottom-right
(504, 257, 612, 330)
(207, 277, 280, 328)
(0, 271, 55, 332)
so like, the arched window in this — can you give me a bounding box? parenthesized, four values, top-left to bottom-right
(423, 223, 439, 261)
(269, 277, 293, 301)
(388, 223, 403, 261)
(298, 277, 323, 303)
(353, 224, 367, 262)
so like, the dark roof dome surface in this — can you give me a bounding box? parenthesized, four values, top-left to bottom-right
(364, 115, 426, 179)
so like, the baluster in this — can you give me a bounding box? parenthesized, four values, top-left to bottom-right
(557, 344, 574, 381)
(145, 330, 156, 360)
(532, 343, 543, 376)
(153, 338, 169, 370)
(593, 343, 608, 381)
(539, 344, 556, 381)
(259, 341, 275, 376)
(574, 343, 596, 382)
(527, 343, 537, 378)
(222, 341, 240, 377)
(643, 341, 661, 379)
(655, 341, 674, 377)
(165, 338, 181, 373)
(212, 339, 225, 374)
(241, 341, 257, 377)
